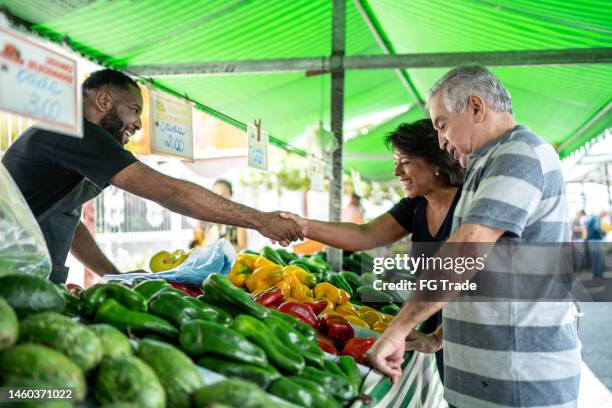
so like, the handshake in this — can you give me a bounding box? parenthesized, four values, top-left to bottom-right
(256, 212, 308, 246)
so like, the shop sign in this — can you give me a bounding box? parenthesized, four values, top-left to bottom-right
(247, 121, 268, 171)
(0, 26, 81, 137)
(150, 88, 194, 159)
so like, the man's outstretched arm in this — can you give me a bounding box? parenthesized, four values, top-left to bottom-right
(111, 162, 303, 243)
(70, 221, 119, 277)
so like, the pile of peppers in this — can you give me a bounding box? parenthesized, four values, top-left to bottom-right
(230, 252, 383, 364)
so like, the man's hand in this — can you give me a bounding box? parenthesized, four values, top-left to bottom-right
(257, 211, 304, 245)
(279, 212, 308, 236)
(366, 329, 407, 384)
(404, 329, 443, 354)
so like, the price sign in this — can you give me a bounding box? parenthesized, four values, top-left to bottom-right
(352, 168, 363, 197)
(150, 88, 194, 159)
(308, 156, 325, 192)
(247, 123, 269, 171)
(0, 26, 81, 137)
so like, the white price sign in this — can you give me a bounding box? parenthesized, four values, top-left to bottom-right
(150, 88, 194, 159)
(0, 26, 81, 137)
(308, 156, 325, 192)
(247, 123, 269, 171)
(352, 168, 363, 197)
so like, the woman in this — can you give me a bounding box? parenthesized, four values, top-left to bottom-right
(193, 179, 247, 251)
(282, 118, 464, 380)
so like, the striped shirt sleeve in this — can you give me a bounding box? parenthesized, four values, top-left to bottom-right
(462, 142, 544, 237)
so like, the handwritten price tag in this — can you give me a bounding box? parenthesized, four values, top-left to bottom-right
(0, 26, 81, 137)
(309, 156, 325, 192)
(247, 123, 269, 171)
(149, 88, 194, 159)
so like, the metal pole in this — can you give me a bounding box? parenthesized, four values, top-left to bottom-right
(326, 0, 345, 272)
(605, 162, 612, 215)
(353, 0, 425, 110)
(127, 48, 612, 76)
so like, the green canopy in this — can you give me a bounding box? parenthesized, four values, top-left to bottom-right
(2, 0, 610, 180)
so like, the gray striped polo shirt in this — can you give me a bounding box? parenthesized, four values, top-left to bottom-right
(443, 125, 580, 408)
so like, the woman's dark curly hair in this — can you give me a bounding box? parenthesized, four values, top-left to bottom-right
(384, 118, 464, 187)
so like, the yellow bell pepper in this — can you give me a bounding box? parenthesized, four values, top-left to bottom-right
(245, 265, 285, 292)
(337, 289, 350, 305)
(236, 253, 260, 270)
(356, 305, 378, 314)
(282, 265, 317, 288)
(345, 315, 370, 328)
(372, 321, 389, 333)
(291, 283, 314, 303)
(274, 279, 292, 299)
(335, 304, 360, 318)
(228, 262, 251, 288)
(314, 282, 342, 304)
(360, 310, 384, 328)
(254, 256, 277, 269)
(314, 282, 352, 306)
(382, 313, 395, 323)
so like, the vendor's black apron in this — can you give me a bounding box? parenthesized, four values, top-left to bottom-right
(37, 179, 101, 283)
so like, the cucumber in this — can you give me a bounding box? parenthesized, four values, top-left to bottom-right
(192, 379, 273, 408)
(89, 324, 133, 359)
(0, 274, 65, 318)
(0, 297, 18, 351)
(19, 312, 102, 372)
(137, 339, 204, 408)
(355, 285, 394, 303)
(94, 356, 165, 408)
(0, 343, 86, 401)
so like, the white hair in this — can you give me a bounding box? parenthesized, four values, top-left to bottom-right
(428, 64, 513, 114)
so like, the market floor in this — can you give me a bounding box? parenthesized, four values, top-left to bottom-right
(578, 301, 612, 391)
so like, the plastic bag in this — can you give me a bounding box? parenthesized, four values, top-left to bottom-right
(103, 239, 236, 287)
(0, 163, 51, 279)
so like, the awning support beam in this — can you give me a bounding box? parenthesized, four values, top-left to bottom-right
(326, 0, 346, 272)
(127, 48, 612, 76)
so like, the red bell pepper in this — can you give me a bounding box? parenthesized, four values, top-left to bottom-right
(253, 287, 284, 309)
(66, 283, 82, 296)
(277, 301, 318, 327)
(318, 340, 338, 355)
(305, 299, 327, 316)
(317, 314, 354, 344)
(341, 336, 375, 365)
(169, 282, 201, 297)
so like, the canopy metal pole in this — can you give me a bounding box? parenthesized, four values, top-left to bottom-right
(127, 48, 612, 76)
(353, 0, 425, 110)
(605, 162, 612, 215)
(326, 0, 345, 272)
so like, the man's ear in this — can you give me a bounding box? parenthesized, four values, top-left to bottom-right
(94, 89, 113, 113)
(468, 95, 486, 123)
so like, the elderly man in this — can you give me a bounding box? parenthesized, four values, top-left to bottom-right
(2, 69, 303, 283)
(367, 65, 580, 408)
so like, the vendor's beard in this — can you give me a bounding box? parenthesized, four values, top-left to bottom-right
(100, 106, 125, 144)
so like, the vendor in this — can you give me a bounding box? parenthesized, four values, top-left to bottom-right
(2, 69, 302, 283)
(280, 118, 465, 381)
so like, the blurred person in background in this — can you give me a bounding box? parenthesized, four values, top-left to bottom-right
(585, 210, 607, 278)
(193, 179, 247, 251)
(342, 193, 364, 224)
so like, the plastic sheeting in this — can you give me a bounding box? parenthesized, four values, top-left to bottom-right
(102, 239, 236, 287)
(0, 163, 51, 278)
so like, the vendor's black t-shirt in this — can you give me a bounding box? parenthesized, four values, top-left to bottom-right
(2, 120, 138, 281)
(2, 119, 137, 217)
(388, 188, 462, 242)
